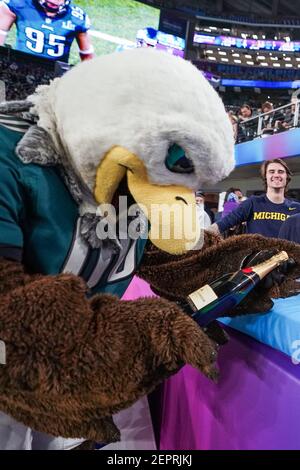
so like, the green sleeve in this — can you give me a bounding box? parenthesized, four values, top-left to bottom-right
(0, 165, 24, 260)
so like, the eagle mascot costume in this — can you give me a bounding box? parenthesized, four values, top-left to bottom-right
(0, 49, 299, 450)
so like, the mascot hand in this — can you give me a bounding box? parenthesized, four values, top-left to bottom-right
(0, 258, 217, 442)
(88, 293, 219, 387)
(138, 233, 300, 316)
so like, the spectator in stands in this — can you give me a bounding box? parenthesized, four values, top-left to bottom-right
(261, 101, 275, 135)
(208, 158, 300, 238)
(237, 103, 257, 142)
(0, 51, 57, 100)
(227, 110, 238, 142)
(195, 191, 213, 228)
(233, 188, 245, 202)
(238, 103, 253, 122)
(221, 187, 245, 236)
(260, 101, 285, 136)
(278, 213, 300, 244)
(222, 188, 239, 217)
(225, 188, 246, 202)
(279, 98, 300, 131)
(0, 0, 94, 63)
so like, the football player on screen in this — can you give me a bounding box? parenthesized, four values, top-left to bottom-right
(0, 0, 94, 62)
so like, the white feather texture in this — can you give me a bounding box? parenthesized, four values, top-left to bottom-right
(30, 48, 235, 191)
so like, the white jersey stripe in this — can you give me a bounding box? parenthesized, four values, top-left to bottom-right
(62, 218, 89, 275)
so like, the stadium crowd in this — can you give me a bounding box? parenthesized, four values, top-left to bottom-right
(226, 98, 300, 143)
(0, 50, 56, 100)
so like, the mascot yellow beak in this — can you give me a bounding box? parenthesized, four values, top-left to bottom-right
(94, 146, 201, 255)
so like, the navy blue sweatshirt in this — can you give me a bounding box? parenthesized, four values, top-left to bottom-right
(278, 213, 300, 243)
(217, 195, 300, 238)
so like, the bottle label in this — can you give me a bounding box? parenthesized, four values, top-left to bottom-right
(188, 284, 218, 311)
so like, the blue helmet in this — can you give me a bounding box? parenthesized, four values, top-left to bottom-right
(34, 0, 71, 15)
(136, 28, 158, 47)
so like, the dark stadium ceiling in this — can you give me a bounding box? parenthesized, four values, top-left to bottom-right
(205, 0, 300, 18)
(137, 0, 300, 19)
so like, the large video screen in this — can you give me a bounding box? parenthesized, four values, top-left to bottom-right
(0, 1, 188, 102)
(194, 33, 300, 52)
(135, 27, 185, 57)
(1, 0, 160, 64)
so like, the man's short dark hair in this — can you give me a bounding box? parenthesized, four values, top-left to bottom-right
(260, 158, 292, 192)
(240, 104, 252, 111)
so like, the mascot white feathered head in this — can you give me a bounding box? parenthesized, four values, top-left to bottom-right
(18, 49, 235, 253)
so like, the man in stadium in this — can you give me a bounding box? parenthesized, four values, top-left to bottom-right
(209, 158, 300, 238)
(0, 0, 94, 63)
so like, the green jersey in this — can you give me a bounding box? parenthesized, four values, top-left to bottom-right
(0, 120, 147, 298)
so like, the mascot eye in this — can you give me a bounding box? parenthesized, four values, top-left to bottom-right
(165, 144, 194, 174)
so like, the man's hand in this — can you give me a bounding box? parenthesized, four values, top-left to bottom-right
(207, 223, 221, 236)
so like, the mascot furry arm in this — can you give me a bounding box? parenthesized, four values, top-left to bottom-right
(0, 50, 299, 443)
(138, 231, 300, 314)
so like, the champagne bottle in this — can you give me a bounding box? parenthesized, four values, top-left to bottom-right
(183, 251, 289, 328)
